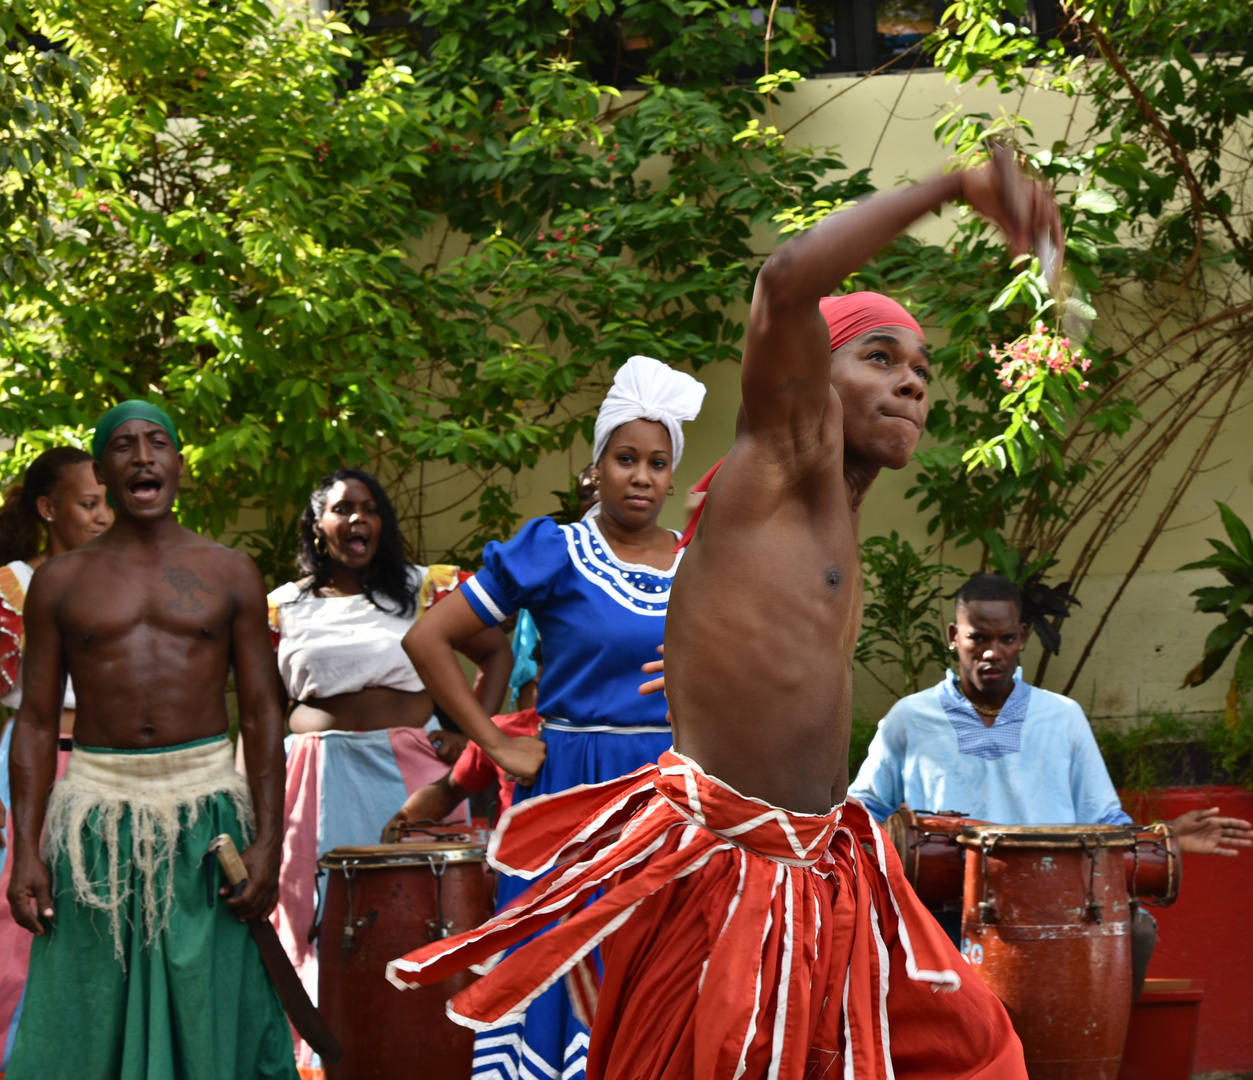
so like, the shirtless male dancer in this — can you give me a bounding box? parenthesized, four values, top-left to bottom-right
(388, 151, 1059, 1079)
(5, 401, 298, 1079)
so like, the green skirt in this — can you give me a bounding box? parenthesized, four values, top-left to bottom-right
(7, 761, 297, 1080)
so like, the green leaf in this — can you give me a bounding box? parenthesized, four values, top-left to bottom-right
(1204, 611, 1251, 656)
(1075, 188, 1119, 214)
(1217, 502, 1253, 564)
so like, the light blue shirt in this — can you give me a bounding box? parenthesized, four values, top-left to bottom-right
(849, 669, 1130, 827)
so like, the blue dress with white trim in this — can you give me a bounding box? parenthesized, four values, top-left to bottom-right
(461, 515, 679, 1080)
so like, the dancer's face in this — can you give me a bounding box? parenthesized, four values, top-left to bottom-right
(39, 461, 112, 556)
(315, 478, 382, 571)
(95, 420, 183, 521)
(595, 419, 673, 530)
(829, 324, 930, 471)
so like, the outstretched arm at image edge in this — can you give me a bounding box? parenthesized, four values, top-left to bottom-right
(5, 565, 68, 934)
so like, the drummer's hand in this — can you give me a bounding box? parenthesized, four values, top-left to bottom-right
(430, 729, 470, 765)
(224, 842, 280, 922)
(639, 644, 665, 696)
(381, 778, 462, 842)
(1172, 807, 1253, 857)
(492, 734, 546, 787)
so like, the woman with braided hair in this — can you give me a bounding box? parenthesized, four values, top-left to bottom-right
(0, 445, 111, 1069)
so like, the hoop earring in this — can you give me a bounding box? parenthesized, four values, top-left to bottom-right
(592, 475, 601, 488)
(667, 485, 675, 496)
(314, 535, 329, 557)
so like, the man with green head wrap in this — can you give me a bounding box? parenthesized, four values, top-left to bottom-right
(5, 400, 298, 1079)
(91, 399, 182, 460)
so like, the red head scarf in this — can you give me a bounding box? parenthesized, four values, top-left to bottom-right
(818, 292, 923, 352)
(675, 293, 922, 551)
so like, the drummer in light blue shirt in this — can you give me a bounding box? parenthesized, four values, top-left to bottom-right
(849, 572, 1253, 994)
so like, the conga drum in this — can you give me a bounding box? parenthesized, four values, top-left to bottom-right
(958, 824, 1137, 1080)
(1124, 824, 1181, 905)
(318, 836, 492, 1080)
(883, 807, 985, 907)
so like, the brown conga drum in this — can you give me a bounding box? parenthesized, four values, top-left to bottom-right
(1124, 824, 1181, 905)
(958, 824, 1137, 1080)
(883, 807, 985, 907)
(318, 837, 491, 1080)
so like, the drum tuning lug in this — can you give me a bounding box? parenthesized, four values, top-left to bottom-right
(978, 901, 999, 925)
(427, 918, 454, 941)
(343, 916, 368, 951)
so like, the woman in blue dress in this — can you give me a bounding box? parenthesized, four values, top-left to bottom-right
(406, 354, 705, 1080)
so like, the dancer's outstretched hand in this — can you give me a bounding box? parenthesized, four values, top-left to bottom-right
(959, 143, 1063, 283)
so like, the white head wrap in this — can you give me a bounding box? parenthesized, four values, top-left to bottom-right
(591, 355, 706, 468)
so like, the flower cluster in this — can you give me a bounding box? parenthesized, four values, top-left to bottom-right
(537, 212, 603, 261)
(990, 322, 1091, 392)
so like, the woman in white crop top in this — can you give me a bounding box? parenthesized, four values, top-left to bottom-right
(267, 468, 511, 1072)
(0, 445, 112, 1071)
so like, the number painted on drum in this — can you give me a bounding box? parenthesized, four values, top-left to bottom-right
(961, 938, 984, 965)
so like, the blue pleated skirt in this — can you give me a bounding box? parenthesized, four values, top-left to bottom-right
(472, 724, 673, 1080)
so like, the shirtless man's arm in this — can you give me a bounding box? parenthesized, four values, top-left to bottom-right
(665, 150, 1058, 814)
(7, 561, 70, 933)
(227, 553, 286, 921)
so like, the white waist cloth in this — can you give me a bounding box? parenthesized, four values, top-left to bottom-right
(269, 567, 428, 700)
(43, 736, 251, 960)
(540, 717, 673, 735)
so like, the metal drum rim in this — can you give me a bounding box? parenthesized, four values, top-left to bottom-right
(956, 824, 1136, 848)
(319, 843, 488, 869)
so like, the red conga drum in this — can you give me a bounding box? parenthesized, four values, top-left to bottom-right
(1124, 824, 1181, 905)
(958, 824, 1137, 1080)
(883, 807, 985, 907)
(318, 837, 491, 1080)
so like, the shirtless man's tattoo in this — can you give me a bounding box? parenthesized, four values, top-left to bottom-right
(163, 566, 216, 614)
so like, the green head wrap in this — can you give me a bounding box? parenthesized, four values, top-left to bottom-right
(92, 401, 181, 460)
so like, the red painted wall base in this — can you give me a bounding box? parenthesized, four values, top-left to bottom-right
(1116, 980, 1204, 1080)
(1119, 786, 1253, 1074)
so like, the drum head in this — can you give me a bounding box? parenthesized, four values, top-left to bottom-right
(957, 823, 1136, 849)
(319, 842, 487, 870)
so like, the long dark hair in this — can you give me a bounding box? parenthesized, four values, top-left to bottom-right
(0, 447, 94, 565)
(297, 468, 416, 617)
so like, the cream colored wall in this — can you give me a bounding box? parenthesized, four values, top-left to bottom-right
(398, 69, 1252, 725)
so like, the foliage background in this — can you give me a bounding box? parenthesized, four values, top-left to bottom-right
(0, 0, 867, 566)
